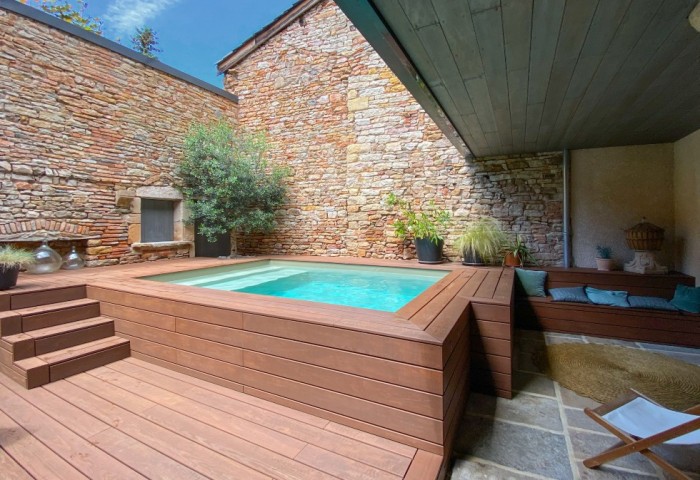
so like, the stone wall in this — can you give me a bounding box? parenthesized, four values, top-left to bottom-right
(0, 6, 238, 266)
(224, 0, 564, 264)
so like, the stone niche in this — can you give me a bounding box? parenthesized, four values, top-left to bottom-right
(125, 186, 194, 257)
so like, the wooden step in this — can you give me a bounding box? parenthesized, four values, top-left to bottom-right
(14, 336, 130, 389)
(4, 285, 87, 311)
(0, 298, 100, 335)
(1, 316, 115, 361)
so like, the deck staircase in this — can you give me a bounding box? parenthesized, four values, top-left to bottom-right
(0, 285, 129, 388)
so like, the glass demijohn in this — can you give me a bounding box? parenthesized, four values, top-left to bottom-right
(62, 245, 85, 270)
(26, 240, 62, 274)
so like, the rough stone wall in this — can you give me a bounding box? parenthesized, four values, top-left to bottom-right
(225, 0, 563, 264)
(0, 7, 237, 265)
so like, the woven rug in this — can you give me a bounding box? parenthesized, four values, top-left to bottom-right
(533, 343, 700, 410)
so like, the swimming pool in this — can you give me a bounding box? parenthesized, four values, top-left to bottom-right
(143, 260, 449, 312)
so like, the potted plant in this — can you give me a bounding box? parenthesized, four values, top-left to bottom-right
(0, 245, 35, 291)
(387, 192, 450, 264)
(455, 218, 507, 266)
(502, 234, 535, 267)
(595, 245, 614, 271)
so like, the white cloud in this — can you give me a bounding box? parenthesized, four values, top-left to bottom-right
(105, 0, 179, 33)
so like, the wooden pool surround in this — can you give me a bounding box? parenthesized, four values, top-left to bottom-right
(11, 257, 515, 458)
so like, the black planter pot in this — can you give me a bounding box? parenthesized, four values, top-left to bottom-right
(415, 238, 444, 264)
(461, 249, 485, 266)
(0, 266, 19, 291)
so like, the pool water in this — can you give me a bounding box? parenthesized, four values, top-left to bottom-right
(144, 260, 448, 312)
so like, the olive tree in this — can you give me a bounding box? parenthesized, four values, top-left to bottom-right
(177, 121, 289, 251)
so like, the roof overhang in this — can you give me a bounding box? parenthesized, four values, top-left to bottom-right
(336, 0, 700, 157)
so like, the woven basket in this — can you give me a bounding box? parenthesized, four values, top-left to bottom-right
(625, 218, 664, 251)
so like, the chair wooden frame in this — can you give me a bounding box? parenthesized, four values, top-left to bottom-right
(583, 390, 700, 480)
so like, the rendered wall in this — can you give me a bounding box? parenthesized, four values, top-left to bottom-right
(673, 129, 700, 284)
(571, 144, 675, 269)
(224, 0, 564, 264)
(0, 6, 238, 266)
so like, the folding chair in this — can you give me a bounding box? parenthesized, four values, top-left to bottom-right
(583, 390, 700, 480)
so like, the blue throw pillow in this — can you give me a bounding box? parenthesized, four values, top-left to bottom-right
(585, 287, 630, 307)
(670, 284, 700, 314)
(515, 268, 547, 297)
(550, 286, 589, 303)
(628, 296, 679, 312)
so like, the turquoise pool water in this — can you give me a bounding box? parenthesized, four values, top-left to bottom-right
(144, 260, 448, 312)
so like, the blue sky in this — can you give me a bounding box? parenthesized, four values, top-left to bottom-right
(48, 0, 298, 87)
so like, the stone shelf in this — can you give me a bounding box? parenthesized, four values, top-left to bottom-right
(130, 241, 193, 251)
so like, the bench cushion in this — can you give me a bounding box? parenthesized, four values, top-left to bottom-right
(550, 286, 589, 303)
(515, 268, 547, 297)
(628, 295, 678, 312)
(670, 285, 700, 314)
(586, 287, 630, 307)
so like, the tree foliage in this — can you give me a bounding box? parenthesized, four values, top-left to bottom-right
(178, 121, 289, 244)
(20, 0, 103, 35)
(131, 26, 162, 59)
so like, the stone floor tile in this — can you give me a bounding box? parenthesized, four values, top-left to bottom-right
(661, 351, 700, 366)
(515, 329, 546, 343)
(653, 442, 700, 475)
(576, 462, 660, 479)
(559, 386, 601, 410)
(465, 392, 563, 432)
(583, 336, 638, 347)
(448, 457, 546, 480)
(516, 351, 544, 373)
(637, 342, 700, 355)
(453, 415, 573, 480)
(513, 371, 556, 397)
(564, 408, 612, 435)
(569, 429, 657, 474)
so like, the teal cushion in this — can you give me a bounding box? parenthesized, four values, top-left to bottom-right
(585, 287, 630, 307)
(628, 296, 678, 312)
(670, 284, 700, 314)
(515, 268, 547, 297)
(550, 286, 589, 303)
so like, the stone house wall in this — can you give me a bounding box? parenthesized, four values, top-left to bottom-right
(0, 6, 238, 266)
(224, 0, 563, 264)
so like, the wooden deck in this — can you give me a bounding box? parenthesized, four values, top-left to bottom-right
(0, 356, 442, 479)
(0, 256, 515, 478)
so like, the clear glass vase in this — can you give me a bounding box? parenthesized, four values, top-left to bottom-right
(61, 245, 85, 270)
(26, 241, 62, 274)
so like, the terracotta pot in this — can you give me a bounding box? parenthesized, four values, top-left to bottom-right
(596, 258, 614, 271)
(503, 252, 522, 267)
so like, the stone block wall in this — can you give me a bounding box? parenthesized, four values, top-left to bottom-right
(224, 0, 563, 264)
(0, 6, 238, 266)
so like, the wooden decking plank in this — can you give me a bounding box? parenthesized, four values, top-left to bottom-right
(107, 360, 415, 476)
(125, 357, 330, 428)
(0, 446, 33, 480)
(0, 380, 145, 479)
(409, 270, 472, 330)
(87, 366, 309, 460)
(395, 269, 465, 320)
(45, 378, 271, 480)
(323, 422, 416, 458)
(403, 450, 443, 480)
(458, 268, 489, 298)
(0, 406, 89, 480)
(493, 267, 515, 302)
(0, 372, 110, 438)
(88, 428, 209, 480)
(294, 444, 402, 480)
(474, 268, 503, 299)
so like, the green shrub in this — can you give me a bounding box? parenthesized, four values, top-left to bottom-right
(177, 121, 289, 245)
(386, 192, 450, 245)
(0, 245, 35, 269)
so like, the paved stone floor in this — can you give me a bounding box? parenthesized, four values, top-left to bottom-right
(448, 330, 700, 480)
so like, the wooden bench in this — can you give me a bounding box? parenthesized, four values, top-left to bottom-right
(516, 268, 700, 347)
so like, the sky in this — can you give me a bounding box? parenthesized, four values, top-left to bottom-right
(43, 0, 298, 87)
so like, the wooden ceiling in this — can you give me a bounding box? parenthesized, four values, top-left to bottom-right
(335, 0, 700, 157)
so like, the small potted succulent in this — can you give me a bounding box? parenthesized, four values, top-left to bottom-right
(595, 245, 614, 271)
(0, 245, 35, 290)
(502, 234, 535, 267)
(387, 192, 450, 264)
(455, 218, 507, 266)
